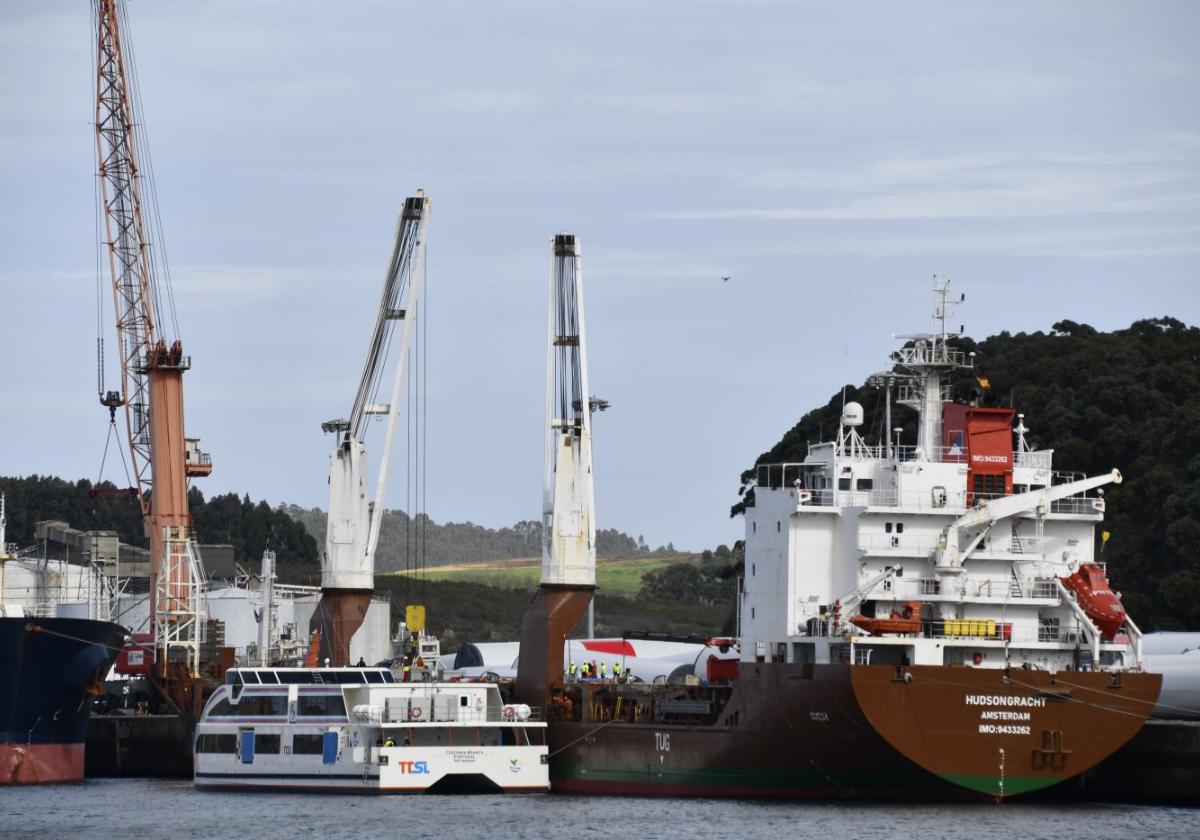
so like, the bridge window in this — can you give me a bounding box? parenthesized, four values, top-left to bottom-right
(255, 733, 281, 754)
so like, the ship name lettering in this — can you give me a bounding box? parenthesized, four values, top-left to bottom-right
(980, 710, 1031, 721)
(654, 732, 670, 752)
(964, 694, 1046, 708)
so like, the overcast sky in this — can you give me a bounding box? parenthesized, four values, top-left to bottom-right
(2, 1, 1197, 551)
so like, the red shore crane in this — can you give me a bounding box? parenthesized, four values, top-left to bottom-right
(93, 0, 211, 695)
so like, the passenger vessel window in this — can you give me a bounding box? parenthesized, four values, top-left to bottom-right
(838, 478, 852, 491)
(255, 733, 281, 754)
(292, 734, 325, 755)
(298, 695, 347, 717)
(207, 697, 235, 717)
(235, 695, 288, 717)
(195, 733, 237, 754)
(365, 671, 384, 684)
(895, 523, 904, 534)
(242, 672, 261, 684)
(885, 523, 893, 534)
(856, 478, 873, 491)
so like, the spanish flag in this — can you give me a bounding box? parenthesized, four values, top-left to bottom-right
(976, 375, 991, 389)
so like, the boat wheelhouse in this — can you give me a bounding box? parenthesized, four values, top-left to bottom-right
(194, 667, 548, 793)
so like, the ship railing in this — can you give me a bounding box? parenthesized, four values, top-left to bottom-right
(1015, 449, 1053, 470)
(1049, 496, 1105, 515)
(891, 345, 972, 370)
(859, 533, 942, 554)
(1030, 579, 1059, 599)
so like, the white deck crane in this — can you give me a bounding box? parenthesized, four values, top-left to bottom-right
(312, 193, 431, 666)
(934, 469, 1123, 571)
(516, 232, 605, 705)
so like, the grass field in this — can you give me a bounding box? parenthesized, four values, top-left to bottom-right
(385, 554, 696, 596)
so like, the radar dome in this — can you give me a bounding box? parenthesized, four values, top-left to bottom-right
(841, 402, 864, 427)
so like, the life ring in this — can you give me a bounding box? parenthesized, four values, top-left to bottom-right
(503, 706, 516, 720)
(409, 706, 423, 720)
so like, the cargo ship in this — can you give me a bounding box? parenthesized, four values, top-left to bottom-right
(515, 273, 1162, 800)
(0, 496, 127, 783)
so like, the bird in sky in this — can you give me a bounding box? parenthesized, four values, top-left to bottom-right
(721, 275, 731, 282)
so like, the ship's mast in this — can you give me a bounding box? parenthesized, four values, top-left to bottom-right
(313, 193, 431, 666)
(93, 0, 209, 677)
(890, 275, 972, 457)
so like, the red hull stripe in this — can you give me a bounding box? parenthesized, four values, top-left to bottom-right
(1, 743, 85, 785)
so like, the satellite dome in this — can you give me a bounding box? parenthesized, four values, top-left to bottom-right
(841, 402, 864, 427)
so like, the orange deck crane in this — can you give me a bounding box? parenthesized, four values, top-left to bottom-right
(93, 0, 211, 696)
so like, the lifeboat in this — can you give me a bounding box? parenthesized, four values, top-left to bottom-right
(851, 601, 923, 636)
(1060, 563, 1127, 640)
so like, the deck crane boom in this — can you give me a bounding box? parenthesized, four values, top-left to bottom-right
(93, 0, 210, 681)
(516, 233, 603, 707)
(313, 193, 431, 666)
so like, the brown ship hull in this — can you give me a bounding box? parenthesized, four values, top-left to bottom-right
(547, 663, 1161, 800)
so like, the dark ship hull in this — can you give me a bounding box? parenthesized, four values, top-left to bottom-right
(548, 663, 1161, 800)
(1, 617, 127, 783)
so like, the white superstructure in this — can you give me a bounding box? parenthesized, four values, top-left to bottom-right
(194, 667, 548, 793)
(740, 278, 1143, 675)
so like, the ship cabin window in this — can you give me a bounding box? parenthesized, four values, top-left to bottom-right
(255, 733, 281, 754)
(777, 521, 781, 533)
(838, 477, 852, 491)
(1013, 484, 1028, 495)
(885, 522, 893, 533)
(752, 521, 756, 533)
(895, 523, 904, 534)
(195, 733, 237, 754)
(258, 671, 280, 684)
(365, 671, 385, 684)
(856, 478, 873, 491)
(751, 563, 756, 576)
(236, 694, 288, 717)
(297, 694, 347, 717)
(242, 671, 261, 684)
(292, 734, 325, 755)
(973, 474, 1006, 499)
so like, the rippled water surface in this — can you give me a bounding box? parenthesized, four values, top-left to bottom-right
(2, 778, 1197, 840)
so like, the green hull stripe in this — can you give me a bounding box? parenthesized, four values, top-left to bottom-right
(944, 773, 1061, 797)
(553, 760, 1062, 798)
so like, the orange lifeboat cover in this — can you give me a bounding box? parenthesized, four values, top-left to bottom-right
(1060, 563, 1127, 640)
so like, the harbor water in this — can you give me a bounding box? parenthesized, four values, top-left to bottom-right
(2, 778, 1196, 840)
